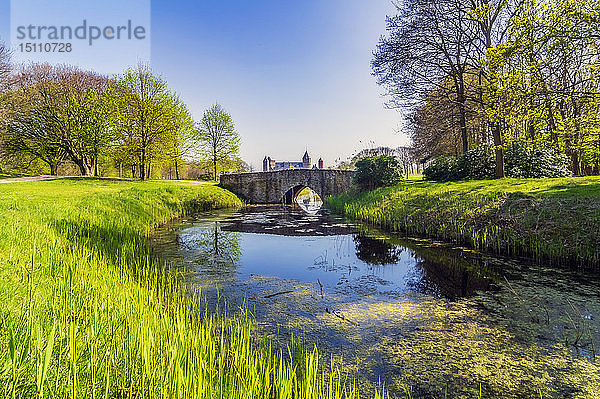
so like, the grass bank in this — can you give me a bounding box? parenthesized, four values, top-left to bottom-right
(0, 178, 368, 398)
(328, 177, 600, 268)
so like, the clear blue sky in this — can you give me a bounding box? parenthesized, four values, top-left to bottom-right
(0, 0, 407, 169)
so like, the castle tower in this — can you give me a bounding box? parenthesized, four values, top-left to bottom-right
(318, 158, 324, 169)
(263, 156, 268, 172)
(302, 151, 311, 169)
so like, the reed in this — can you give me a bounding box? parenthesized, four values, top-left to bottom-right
(328, 177, 600, 268)
(0, 178, 376, 398)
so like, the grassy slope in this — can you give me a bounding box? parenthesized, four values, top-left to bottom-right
(328, 177, 600, 267)
(0, 179, 362, 399)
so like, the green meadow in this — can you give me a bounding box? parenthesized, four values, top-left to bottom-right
(328, 177, 600, 268)
(0, 179, 372, 399)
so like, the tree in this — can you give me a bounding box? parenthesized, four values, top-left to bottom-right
(113, 64, 182, 180)
(481, 0, 600, 175)
(409, 75, 488, 162)
(373, 0, 480, 154)
(2, 64, 112, 176)
(164, 98, 196, 180)
(373, 0, 520, 178)
(0, 42, 10, 94)
(197, 104, 241, 181)
(0, 42, 12, 173)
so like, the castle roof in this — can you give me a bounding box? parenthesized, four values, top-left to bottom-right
(303, 151, 309, 159)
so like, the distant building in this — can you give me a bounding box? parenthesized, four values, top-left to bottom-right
(263, 151, 325, 171)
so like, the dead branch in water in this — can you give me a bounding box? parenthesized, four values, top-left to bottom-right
(263, 290, 294, 299)
(326, 308, 358, 326)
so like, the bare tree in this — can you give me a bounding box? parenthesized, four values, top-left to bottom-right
(0, 42, 10, 93)
(373, 0, 480, 154)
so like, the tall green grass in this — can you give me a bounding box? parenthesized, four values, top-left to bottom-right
(0, 178, 372, 398)
(328, 177, 600, 268)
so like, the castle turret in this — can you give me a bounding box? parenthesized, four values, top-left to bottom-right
(263, 156, 268, 172)
(302, 151, 311, 169)
(318, 158, 323, 169)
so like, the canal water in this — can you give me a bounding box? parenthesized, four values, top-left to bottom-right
(151, 205, 600, 398)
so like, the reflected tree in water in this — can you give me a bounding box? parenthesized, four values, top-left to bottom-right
(191, 222, 241, 277)
(353, 234, 404, 265)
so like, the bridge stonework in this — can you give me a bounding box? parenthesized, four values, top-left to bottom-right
(220, 169, 355, 204)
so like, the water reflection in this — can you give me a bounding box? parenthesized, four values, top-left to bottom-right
(155, 206, 496, 302)
(295, 187, 323, 214)
(353, 234, 404, 265)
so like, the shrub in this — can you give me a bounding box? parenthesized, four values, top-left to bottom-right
(423, 156, 459, 181)
(354, 155, 403, 191)
(424, 141, 572, 181)
(455, 145, 496, 180)
(505, 141, 571, 178)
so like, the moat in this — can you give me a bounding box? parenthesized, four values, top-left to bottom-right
(151, 205, 600, 398)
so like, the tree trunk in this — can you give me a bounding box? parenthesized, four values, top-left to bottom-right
(547, 101, 557, 145)
(119, 163, 122, 178)
(49, 162, 57, 176)
(457, 93, 469, 154)
(492, 123, 505, 179)
(74, 159, 92, 176)
(213, 155, 217, 181)
(175, 159, 179, 180)
(571, 153, 581, 176)
(140, 148, 146, 181)
(571, 102, 582, 176)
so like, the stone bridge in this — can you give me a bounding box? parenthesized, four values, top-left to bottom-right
(220, 169, 355, 204)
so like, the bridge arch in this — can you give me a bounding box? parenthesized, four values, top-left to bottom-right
(282, 184, 314, 205)
(220, 169, 355, 204)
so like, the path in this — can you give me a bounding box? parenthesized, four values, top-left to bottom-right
(0, 175, 72, 184)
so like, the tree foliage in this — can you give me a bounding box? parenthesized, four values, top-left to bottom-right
(112, 64, 184, 180)
(2, 64, 112, 175)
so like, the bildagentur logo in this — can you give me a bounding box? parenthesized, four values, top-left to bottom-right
(15, 20, 147, 46)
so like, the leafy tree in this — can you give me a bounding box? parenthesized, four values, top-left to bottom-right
(197, 104, 241, 181)
(0, 42, 9, 95)
(113, 64, 183, 180)
(2, 64, 112, 176)
(378, 0, 600, 177)
(0, 42, 13, 173)
(354, 155, 402, 191)
(164, 98, 196, 180)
